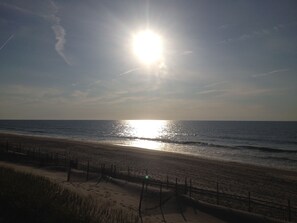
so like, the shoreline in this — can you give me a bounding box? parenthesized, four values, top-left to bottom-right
(0, 132, 297, 207)
(0, 131, 296, 175)
(1, 130, 296, 172)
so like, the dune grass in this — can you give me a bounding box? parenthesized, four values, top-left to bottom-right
(0, 166, 139, 223)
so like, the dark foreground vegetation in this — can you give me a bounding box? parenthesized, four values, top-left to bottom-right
(0, 166, 139, 223)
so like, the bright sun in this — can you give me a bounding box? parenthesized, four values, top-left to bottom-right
(132, 29, 164, 65)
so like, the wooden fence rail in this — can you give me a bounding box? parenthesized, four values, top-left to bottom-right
(0, 142, 296, 222)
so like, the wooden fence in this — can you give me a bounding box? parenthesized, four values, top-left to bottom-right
(0, 141, 296, 222)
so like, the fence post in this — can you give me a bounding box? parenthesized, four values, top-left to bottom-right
(139, 181, 145, 222)
(110, 164, 113, 176)
(166, 175, 169, 189)
(248, 192, 251, 212)
(75, 158, 78, 169)
(216, 182, 219, 205)
(175, 178, 178, 196)
(67, 160, 72, 182)
(190, 179, 192, 197)
(288, 199, 291, 222)
(55, 153, 58, 165)
(160, 183, 163, 207)
(184, 177, 188, 194)
(145, 169, 148, 192)
(86, 161, 90, 181)
(102, 164, 105, 176)
(38, 148, 41, 163)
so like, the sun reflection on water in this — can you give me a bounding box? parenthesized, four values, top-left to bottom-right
(122, 120, 169, 150)
(125, 120, 168, 138)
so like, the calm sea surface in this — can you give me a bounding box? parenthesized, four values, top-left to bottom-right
(0, 120, 296, 170)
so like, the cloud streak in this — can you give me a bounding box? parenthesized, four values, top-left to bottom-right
(218, 23, 292, 45)
(50, 1, 69, 65)
(119, 67, 141, 76)
(252, 68, 289, 78)
(181, 50, 193, 55)
(52, 24, 68, 64)
(0, 2, 36, 16)
(0, 1, 69, 64)
(0, 34, 14, 51)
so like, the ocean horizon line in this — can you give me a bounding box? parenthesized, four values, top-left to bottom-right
(0, 119, 297, 122)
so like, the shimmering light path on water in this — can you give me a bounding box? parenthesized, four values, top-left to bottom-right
(0, 120, 296, 170)
(120, 120, 169, 149)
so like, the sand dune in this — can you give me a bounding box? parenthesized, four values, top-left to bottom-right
(0, 161, 227, 223)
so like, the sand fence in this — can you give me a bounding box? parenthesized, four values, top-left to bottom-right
(0, 141, 296, 222)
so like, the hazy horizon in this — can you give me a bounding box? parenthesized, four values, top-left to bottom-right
(1, 0, 297, 121)
(0, 119, 296, 122)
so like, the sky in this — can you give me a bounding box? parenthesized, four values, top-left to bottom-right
(0, 0, 296, 121)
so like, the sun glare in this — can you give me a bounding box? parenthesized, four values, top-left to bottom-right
(122, 120, 168, 150)
(125, 120, 167, 139)
(132, 30, 164, 65)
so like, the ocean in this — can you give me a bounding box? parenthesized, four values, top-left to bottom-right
(0, 120, 296, 170)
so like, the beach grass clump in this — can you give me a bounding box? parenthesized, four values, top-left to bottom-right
(0, 167, 139, 223)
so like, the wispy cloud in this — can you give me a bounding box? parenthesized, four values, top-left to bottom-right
(0, 2, 37, 16)
(218, 23, 291, 45)
(252, 68, 289, 78)
(0, 84, 64, 104)
(50, 1, 70, 65)
(195, 79, 285, 100)
(52, 24, 68, 64)
(225, 88, 275, 97)
(181, 50, 193, 55)
(218, 23, 234, 30)
(196, 89, 226, 96)
(0, 1, 69, 65)
(203, 81, 228, 89)
(0, 2, 51, 21)
(0, 34, 14, 51)
(119, 67, 141, 76)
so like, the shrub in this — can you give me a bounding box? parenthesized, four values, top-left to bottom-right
(0, 167, 139, 223)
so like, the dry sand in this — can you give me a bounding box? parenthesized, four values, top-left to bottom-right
(0, 132, 296, 222)
(0, 161, 227, 223)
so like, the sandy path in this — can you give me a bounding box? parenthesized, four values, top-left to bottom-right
(0, 161, 227, 223)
